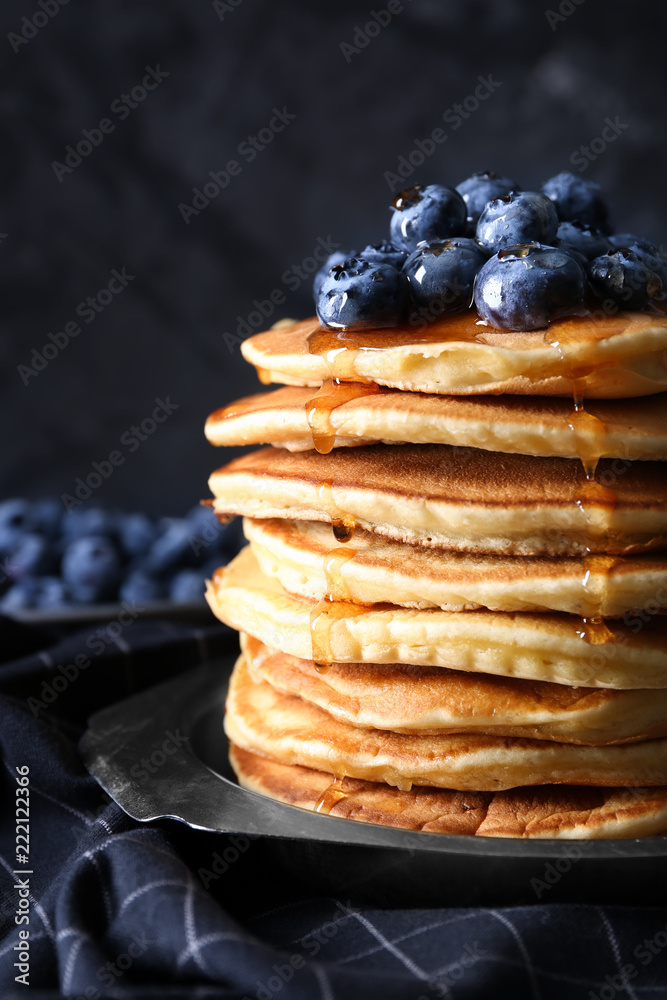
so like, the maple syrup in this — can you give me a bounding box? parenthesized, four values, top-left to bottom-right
(309, 598, 367, 673)
(316, 480, 356, 543)
(314, 776, 347, 814)
(256, 367, 273, 385)
(305, 378, 385, 454)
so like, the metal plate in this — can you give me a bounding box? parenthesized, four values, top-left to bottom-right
(79, 656, 667, 906)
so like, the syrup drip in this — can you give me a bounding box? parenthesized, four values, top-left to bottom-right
(567, 387, 608, 481)
(256, 367, 272, 385)
(316, 481, 356, 543)
(575, 616, 615, 645)
(314, 776, 347, 814)
(306, 378, 385, 454)
(323, 547, 357, 602)
(309, 598, 367, 673)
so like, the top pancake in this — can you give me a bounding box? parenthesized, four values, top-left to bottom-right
(241, 313, 667, 398)
(205, 385, 667, 460)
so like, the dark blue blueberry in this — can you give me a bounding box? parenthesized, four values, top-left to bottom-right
(119, 568, 166, 604)
(389, 184, 467, 252)
(455, 171, 519, 227)
(403, 238, 488, 313)
(145, 519, 197, 574)
(476, 192, 559, 251)
(61, 535, 122, 603)
(556, 221, 610, 261)
(588, 249, 662, 309)
(62, 507, 118, 543)
(6, 534, 55, 580)
(316, 257, 409, 330)
(473, 243, 586, 331)
(169, 569, 207, 603)
(605, 236, 667, 291)
(0, 499, 32, 556)
(35, 577, 71, 610)
(118, 513, 158, 559)
(30, 499, 62, 539)
(541, 171, 610, 231)
(357, 240, 408, 270)
(312, 250, 351, 298)
(0, 578, 42, 613)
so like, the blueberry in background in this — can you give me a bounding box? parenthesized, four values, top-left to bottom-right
(118, 512, 158, 559)
(556, 221, 610, 260)
(169, 568, 208, 603)
(316, 257, 409, 330)
(144, 518, 199, 574)
(403, 238, 488, 313)
(389, 184, 467, 252)
(357, 240, 408, 270)
(605, 236, 667, 292)
(30, 499, 63, 539)
(473, 242, 586, 331)
(61, 534, 122, 603)
(6, 534, 55, 580)
(476, 191, 559, 251)
(35, 577, 71, 610)
(541, 171, 610, 232)
(120, 568, 167, 604)
(588, 249, 662, 309)
(62, 507, 119, 543)
(455, 171, 519, 228)
(312, 249, 351, 298)
(0, 499, 32, 556)
(0, 578, 43, 613)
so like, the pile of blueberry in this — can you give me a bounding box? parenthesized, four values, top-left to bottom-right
(0, 499, 241, 614)
(314, 171, 667, 332)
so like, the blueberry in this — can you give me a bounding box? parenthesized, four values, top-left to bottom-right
(30, 499, 62, 539)
(588, 249, 662, 309)
(605, 236, 667, 291)
(0, 578, 42, 613)
(312, 250, 351, 298)
(169, 569, 207, 603)
(316, 257, 409, 330)
(473, 242, 586, 331)
(62, 507, 118, 543)
(6, 534, 55, 580)
(145, 519, 197, 574)
(455, 171, 519, 227)
(119, 568, 166, 604)
(476, 191, 559, 251)
(35, 577, 71, 610)
(403, 238, 488, 314)
(61, 535, 122, 603)
(389, 184, 467, 252)
(541, 171, 610, 231)
(556, 221, 610, 261)
(118, 513, 158, 559)
(357, 240, 408, 270)
(0, 500, 32, 556)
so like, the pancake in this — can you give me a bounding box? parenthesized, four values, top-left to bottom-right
(244, 517, 667, 617)
(206, 548, 667, 689)
(208, 444, 667, 556)
(243, 635, 667, 745)
(225, 656, 667, 790)
(241, 313, 667, 398)
(206, 385, 667, 460)
(230, 744, 667, 839)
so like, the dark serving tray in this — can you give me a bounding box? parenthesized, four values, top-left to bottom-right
(79, 654, 667, 907)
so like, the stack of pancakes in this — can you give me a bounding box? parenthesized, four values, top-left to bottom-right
(205, 311, 667, 838)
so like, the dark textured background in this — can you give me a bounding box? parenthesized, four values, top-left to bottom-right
(2, 0, 665, 515)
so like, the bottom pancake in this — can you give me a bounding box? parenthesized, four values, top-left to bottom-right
(225, 655, 667, 791)
(229, 744, 667, 839)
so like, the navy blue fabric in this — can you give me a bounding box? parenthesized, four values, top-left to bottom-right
(1, 615, 667, 999)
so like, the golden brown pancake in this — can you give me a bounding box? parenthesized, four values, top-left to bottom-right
(241, 313, 667, 398)
(206, 548, 667, 689)
(225, 656, 667, 790)
(245, 517, 667, 617)
(243, 635, 667, 745)
(206, 385, 667, 460)
(208, 444, 667, 556)
(230, 744, 667, 839)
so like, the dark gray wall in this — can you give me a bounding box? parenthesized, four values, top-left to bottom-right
(2, 0, 665, 514)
